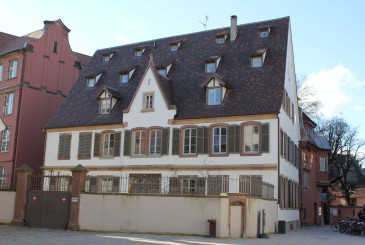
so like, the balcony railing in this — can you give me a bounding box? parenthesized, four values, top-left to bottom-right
(84, 175, 275, 199)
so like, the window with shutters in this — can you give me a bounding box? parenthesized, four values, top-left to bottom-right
(4, 92, 14, 115)
(207, 175, 229, 195)
(183, 128, 197, 155)
(58, 133, 71, 159)
(78, 133, 92, 159)
(239, 175, 262, 196)
(129, 127, 168, 156)
(8, 60, 17, 79)
(93, 131, 121, 158)
(241, 122, 269, 155)
(211, 126, 227, 155)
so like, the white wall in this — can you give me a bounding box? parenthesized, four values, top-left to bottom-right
(0, 191, 15, 223)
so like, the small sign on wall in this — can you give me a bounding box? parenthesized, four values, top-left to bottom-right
(71, 197, 79, 203)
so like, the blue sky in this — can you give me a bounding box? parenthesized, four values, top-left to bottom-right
(2, 0, 365, 146)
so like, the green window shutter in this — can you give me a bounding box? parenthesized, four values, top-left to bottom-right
(280, 129, 283, 156)
(197, 127, 204, 154)
(114, 132, 121, 156)
(162, 127, 170, 155)
(228, 125, 238, 153)
(284, 133, 288, 160)
(58, 134, 71, 159)
(172, 128, 180, 155)
(58, 134, 65, 159)
(78, 133, 91, 158)
(261, 123, 270, 153)
(236, 125, 241, 153)
(85, 134, 92, 158)
(93, 133, 101, 157)
(123, 130, 131, 156)
(203, 127, 209, 154)
(64, 135, 71, 158)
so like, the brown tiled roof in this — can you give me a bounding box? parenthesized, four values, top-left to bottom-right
(46, 17, 290, 129)
(74, 52, 91, 66)
(0, 32, 35, 56)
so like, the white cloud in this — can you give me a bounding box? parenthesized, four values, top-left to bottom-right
(122, 20, 138, 29)
(304, 65, 365, 117)
(354, 105, 363, 111)
(116, 35, 131, 44)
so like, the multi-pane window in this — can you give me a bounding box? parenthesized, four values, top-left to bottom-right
(0, 65, 3, 81)
(132, 130, 146, 155)
(208, 88, 221, 105)
(183, 128, 197, 155)
(100, 98, 111, 114)
(320, 156, 328, 171)
(120, 73, 129, 83)
(103, 133, 115, 157)
(130, 174, 161, 194)
(0, 167, 6, 189)
(144, 93, 154, 110)
(4, 93, 14, 115)
(149, 129, 162, 155)
(243, 125, 260, 154)
(0, 129, 10, 152)
(8, 60, 17, 79)
(212, 127, 227, 154)
(251, 56, 263, 68)
(206, 62, 216, 73)
(58, 134, 71, 159)
(87, 77, 95, 87)
(207, 176, 229, 195)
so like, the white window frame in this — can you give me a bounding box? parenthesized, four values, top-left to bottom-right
(4, 93, 14, 115)
(143, 93, 154, 110)
(212, 127, 227, 154)
(102, 133, 115, 157)
(1, 128, 10, 152)
(132, 130, 146, 155)
(120, 73, 129, 83)
(320, 156, 328, 171)
(149, 129, 162, 155)
(243, 125, 260, 154)
(100, 98, 111, 114)
(0, 65, 3, 81)
(87, 77, 96, 87)
(9, 60, 17, 79)
(183, 128, 197, 155)
(207, 87, 221, 105)
(251, 56, 263, 68)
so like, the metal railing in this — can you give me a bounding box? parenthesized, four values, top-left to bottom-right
(0, 174, 12, 190)
(28, 175, 72, 192)
(84, 175, 275, 198)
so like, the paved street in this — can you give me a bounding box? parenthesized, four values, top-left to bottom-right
(0, 224, 364, 245)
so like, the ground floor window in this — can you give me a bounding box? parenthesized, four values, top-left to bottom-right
(129, 174, 161, 194)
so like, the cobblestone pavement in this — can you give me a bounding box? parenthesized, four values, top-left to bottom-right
(0, 224, 364, 245)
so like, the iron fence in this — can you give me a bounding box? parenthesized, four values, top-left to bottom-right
(84, 175, 275, 198)
(0, 174, 12, 190)
(28, 175, 72, 192)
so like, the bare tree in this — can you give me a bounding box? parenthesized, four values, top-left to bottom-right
(297, 74, 322, 119)
(318, 116, 365, 205)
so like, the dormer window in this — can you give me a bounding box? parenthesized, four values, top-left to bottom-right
(206, 62, 216, 73)
(208, 87, 221, 105)
(134, 48, 145, 57)
(87, 77, 96, 87)
(217, 37, 225, 44)
(259, 26, 271, 38)
(251, 56, 263, 68)
(169, 40, 182, 51)
(251, 49, 267, 68)
(103, 53, 113, 62)
(215, 32, 228, 44)
(120, 73, 129, 83)
(200, 74, 229, 106)
(157, 68, 167, 76)
(100, 98, 111, 114)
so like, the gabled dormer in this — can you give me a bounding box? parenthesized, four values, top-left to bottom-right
(200, 73, 229, 105)
(204, 55, 222, 73)
(94, 86, 122, 114)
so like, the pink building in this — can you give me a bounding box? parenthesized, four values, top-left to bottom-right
(0, 20, 90, 188)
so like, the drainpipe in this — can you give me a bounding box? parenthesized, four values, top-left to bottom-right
(11, 47, 26, 189)
(277, 115, 281, 206)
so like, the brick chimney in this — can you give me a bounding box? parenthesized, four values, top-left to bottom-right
(230, 15, 237, 41)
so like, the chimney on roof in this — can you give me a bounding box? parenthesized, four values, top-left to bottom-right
(230, 15, 237, 41)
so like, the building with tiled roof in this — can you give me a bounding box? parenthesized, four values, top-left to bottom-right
(43, 16, 300, 236)
(0, 19, 90, 188)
